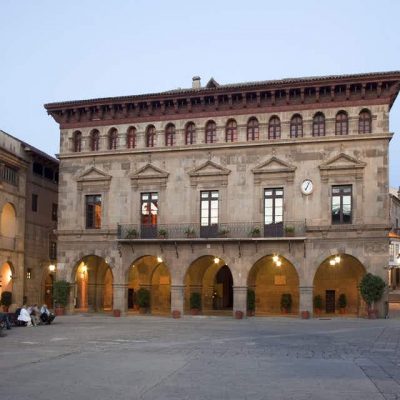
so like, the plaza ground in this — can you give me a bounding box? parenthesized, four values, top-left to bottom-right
(1, 315, 400, 400)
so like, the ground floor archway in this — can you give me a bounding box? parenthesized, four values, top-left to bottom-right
(313, 254, 366, 316)
(0, 262, 13, 303)
(248, 255, 299, 315)
(73, 255, 113, 312)
(128, 256, 171, 315)
(184, 255, 233, 315)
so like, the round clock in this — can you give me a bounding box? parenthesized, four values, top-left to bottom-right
(301, 179, 313, 195)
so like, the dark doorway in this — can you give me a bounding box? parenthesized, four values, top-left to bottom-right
(44, 274, 54, 307)
(128, 288, 134, 309)
(214, 265, 233, 309)
(325, 290, 336, 313)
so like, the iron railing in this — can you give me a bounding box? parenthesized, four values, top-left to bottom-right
(117, 221, 306, 240)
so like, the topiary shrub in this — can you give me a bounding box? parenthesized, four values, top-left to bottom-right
(137, 288, 150, 309)
(53, 280, 70, 307)
(281, 293, 292, 312)
(190, 292, 201, 310)
(313, 295, 323, 310)
(247, 289, 255, 312)
(360, 273, 385, 309)
(338, 293, 347, 309)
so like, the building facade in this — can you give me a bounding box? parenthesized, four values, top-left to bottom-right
(389, 188, 400, 290)
(0, 130, 58, 307)
(45, 71, 400, 317)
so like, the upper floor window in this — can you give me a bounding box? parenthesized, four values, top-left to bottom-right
(185, 122, 196, 145)
(32, 194, 38, 212)
(335, 111, 348, 135)
(290, 114, 303, 138)
(146, 125, 156, 147)
(359, 109, 372, 134)
(200, 190, 219, 238)
(49, 241, 57, 260)
(247, 117, 259, 141)
(90, 130, 100, 151)
(52, 203, 58, 222)
(225, 119, 238, 142)
(331, 185, 352, 224)
(165, 123, 176, 146)
(205, 120, 216, 144)
(268, 116, 281, 139)
(85, 194, 102, 229)
(108, 128, 118, 150)
(73, 131, 82, 152)
(312, 112, 325, 136)
(126, 127, 136, 149)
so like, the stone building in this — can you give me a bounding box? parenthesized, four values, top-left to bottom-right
(45, 71, 400, 317)
(0, 130, 58, 307)
(389, 188, 400, 290)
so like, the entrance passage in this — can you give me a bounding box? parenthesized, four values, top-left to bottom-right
(0, 262, 13, 301)
(74, 255, 113, 312)
(43, 273, 54, 307)
(184, 256, 233, 315)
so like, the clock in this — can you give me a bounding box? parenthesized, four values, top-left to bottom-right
(301, 179, 313, 195)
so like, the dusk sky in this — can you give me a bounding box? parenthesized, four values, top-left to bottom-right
(1, 0, 399, 187)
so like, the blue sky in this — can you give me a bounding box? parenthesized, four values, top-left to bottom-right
(1, 0, 399, 187)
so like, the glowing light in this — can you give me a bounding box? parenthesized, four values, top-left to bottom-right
(335, 256, 341, 264)
(272, 255, 279, 263)
(157, 256, 163, 263)
(49, 264, 56, 272)
(276, 260, 282, 267)
(214, 257, 220, 264)
(329, 259, 336, 266)
(81, 264, 87, 273)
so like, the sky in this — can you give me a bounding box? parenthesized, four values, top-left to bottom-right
(1, 0, 399, 187)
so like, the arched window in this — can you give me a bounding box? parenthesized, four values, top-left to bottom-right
(185, 122, 196, 145)
(268, 116, 281, 139)
(146, 125, 156, 147)
(1, 203, 16, 238)
(312, 112, 325, 136)
(73, 131, 82, 152)
(359, 109, 372, 134)
(126, 127, 136, 149)
(290, 114, 303, 138)
(205, 120, 216, 144)
(90, 130, 100, 151)
(247, 117, 259, 141)
(108, 128, 118, 150)
(335, 111, 348, 135)
(225, 119, 238, 142)
(165, 123, 175, 146)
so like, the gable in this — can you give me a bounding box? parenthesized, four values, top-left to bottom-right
(130, 163, 169, 188)
(188, 160, 230, 187)
(252, 157, 296, 175)
(76, 166, 111, 191)
(319, 153, 366, 171)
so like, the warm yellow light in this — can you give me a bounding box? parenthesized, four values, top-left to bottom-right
(272, 255, 279, 263)
(276, 260, 282, 267)
(335, 256, 341, 264)
(49, 264, 56, 272)
(214, 257, 220, 264)
(329, 259, 336, 266)
(81, 264, 87, 273)
(157, 256, 163, 263)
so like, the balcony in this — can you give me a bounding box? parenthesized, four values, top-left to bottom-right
(117, 221, 306, 241)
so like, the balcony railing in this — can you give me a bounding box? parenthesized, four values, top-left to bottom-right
(117, 221, 306, 240)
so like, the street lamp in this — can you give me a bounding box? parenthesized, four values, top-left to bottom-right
(49, 264, 56, 272)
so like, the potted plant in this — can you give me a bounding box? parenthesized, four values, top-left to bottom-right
(53, 280, 70, 316)
(359, 273, 386, 319)
(126, 228, 138, 239)
(249, 227, 261, 238)
(137, 287, 150, 314)
(338, 293, 347, 314)
(184, 227, 196, 238)
(0, 291, 12, 312)
(314, 295, 323, 316)
(247, 289, 255, 316)
(284, 225, 295, 237)
(158, 228, 168, 239)
(218, 228, 230, 238)
(189, 292, 201, 315)
(281, 293, 292, 313)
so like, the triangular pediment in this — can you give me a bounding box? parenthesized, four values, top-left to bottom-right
(77, 167, 111, 182)
(252, 157, 296, 174)
(206, 78, 220, 88)
(131, 163, 169, 179)
(188, 160, 231, 177)
(319, 153, 366, 171)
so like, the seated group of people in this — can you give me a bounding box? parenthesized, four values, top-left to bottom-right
(17, 304, 55, 327)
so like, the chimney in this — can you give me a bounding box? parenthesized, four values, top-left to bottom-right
(192, 76, 201, 89)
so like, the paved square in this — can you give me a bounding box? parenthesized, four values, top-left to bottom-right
(1, 315, 400, 399)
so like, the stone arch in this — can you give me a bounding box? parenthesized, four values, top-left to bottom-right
(0, 261, 14, 299)
(1, 202, 17, 238)
(313, 253, 366, 316)
(247, 254, 299, 315)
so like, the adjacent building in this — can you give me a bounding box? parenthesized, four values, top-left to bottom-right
(389, 188, 400, 290)
(45, 71, 400, 317)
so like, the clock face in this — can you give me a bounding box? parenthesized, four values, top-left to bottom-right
(301, 179, 313, 195)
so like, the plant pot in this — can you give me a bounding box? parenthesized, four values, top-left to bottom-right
(368, 309, 378, 319)
(301, 311, 310, 319)
(281, 308, 289, 314)
(55, 307, 65, 316)
(314, 308, 322, 317)
(285, 232, 295, 237)
(235, 310, 244, 319)
(339, 308, 346, 315)
(190, 308, 200, 316)
(2, 305, 9, 313)
(113, 309, 121, 317)
(247, 310, 255, 317)
(139, 307, 148, 315)
(172, 310, 181, 319)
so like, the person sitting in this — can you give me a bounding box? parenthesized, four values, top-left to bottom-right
(30, 304, 41, 326)
(18, 305, 33, 327)
(40, 304, 55, 325)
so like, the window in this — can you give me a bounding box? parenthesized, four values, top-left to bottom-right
(185, 122, 196, 145)
(290, 114, 303, 138)
(44, 167, 54, 180)
(90, 130, 100, 151)
(126, 127, 136, 149)
(205, 121, 216, 143)
(312, 112, 325, 136)
(165, 123, 176, 146)
(1, 165, 18, 186)
(52, 203, 58, 221)
(268, 116, 281, 139)
(73, 131, 82, 152)
(32, 194, 38, 212)
(26, 269, 32, 280)
(247, 117, 259, 141)
(335, 111, 348, 135)
(264, 188, 284, 236)
(331, 185, 352, 224)
(146, 125, 156, 147)
(49, 241, 57, 260)
(85, 195, 102, 229)
(200, 191, 219, 237)
(33, 162, 43, 176)
(225, 119, 238, 142)
(140, 192, 158, 238)
(108, 128, 118, 150)
(359, 109, 372, 134)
